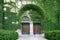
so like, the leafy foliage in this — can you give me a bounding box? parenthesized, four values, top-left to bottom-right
(45, 30, 60, 40)
(4, 1, 17, 8)
(18, 4, 44, 18)
(18, 1, 59, 32)
(35, 0, 59, 32)
(3, 7, 20, 30)
(29, 10, 41, 23)
(0, 0, 20, 30)
(0, 0, 60, 31)
(0, 30, 18, 40)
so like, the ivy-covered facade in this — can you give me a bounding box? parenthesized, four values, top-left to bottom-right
(0, 0, 60, 32)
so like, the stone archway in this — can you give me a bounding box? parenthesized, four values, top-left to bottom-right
(21, 13, 41, 35)
(18, 4, 44, 35)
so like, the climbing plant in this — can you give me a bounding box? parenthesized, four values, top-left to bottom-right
(18, 4, 46, 32)
(0, 0, 59, 31)
(18, 4, 44, 19)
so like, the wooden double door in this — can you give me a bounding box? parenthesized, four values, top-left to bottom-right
(22, 23, 30, 34)
(22, 23, 40, 34)
(33, 23, 40, 34)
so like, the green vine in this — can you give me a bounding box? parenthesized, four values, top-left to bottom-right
(18, 4, 44, 19)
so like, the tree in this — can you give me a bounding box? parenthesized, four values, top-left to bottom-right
(0, 0, 17, 29)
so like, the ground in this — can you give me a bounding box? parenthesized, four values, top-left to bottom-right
(16, 29, 47, 40)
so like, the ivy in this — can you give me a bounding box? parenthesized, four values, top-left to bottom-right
(18, 4, 44, 18)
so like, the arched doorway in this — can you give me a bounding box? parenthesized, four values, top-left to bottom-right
(21, 16, 41, 34)
(18, 4, 44, 35)
(21, 16, 30, 34)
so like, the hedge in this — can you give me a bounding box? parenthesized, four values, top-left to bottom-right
(45, 30, 60, 40)
(0, 30, 18, 40)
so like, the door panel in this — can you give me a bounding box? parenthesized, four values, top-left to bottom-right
(22, 23, 30, 34)
(33, 23, 40, 34)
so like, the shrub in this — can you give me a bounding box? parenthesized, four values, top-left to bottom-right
(45, 30, 60, 40)
(0, 30, 18, 40)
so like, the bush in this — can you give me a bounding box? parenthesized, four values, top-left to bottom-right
(0, 30, 18, 40)
(45, 30, 60, 40)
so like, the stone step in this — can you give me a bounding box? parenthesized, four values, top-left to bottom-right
(17, 35, 47, 40)
(17, 37, 47, 40)
(16, 29, 47, 40)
